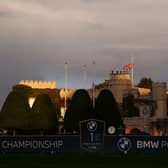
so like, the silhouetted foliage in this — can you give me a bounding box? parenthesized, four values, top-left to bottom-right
(0, 85, 32, 130)
(31, 94, 58, 133)
(64, 89, 93, 133)
(95, 82, 106, 90)
(167, 95, 168, 116)
(12, 84, 32, 94)
(123, 94, 140, 117)
(137, 77, 153, 89)
(95, 89, 124, 134)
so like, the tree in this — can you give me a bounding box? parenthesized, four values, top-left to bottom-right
(167, 95, 168, 116)
(31, 94, 58, 134)
(137, 77, 153, 89)
(0, 85, 32, 133)
(12, 84, 32, 96)
(123, 94, 140, 117)
(95, 89, 124, 134)
(95, 82, 106, 90)
(64, 89, 93, 133)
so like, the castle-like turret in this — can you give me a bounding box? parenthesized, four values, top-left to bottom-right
(105, 71, 132, 103)
(19, 80, 56, 89)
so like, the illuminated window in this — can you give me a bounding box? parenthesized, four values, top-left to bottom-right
(28, 97, 36, 108)
(60, 107, 66, 119)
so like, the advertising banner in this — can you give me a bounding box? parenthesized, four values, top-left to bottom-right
(0, 135, 80, 153)
(104, 136, 168, 154)
(1, 135, 168, 153)
(80, 119, 105, 152)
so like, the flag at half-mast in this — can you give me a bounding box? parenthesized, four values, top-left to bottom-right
(123, 63, 134, 71)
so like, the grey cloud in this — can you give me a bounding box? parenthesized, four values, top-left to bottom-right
(0, 10, 18, 17)
(0, 0, 168, 107)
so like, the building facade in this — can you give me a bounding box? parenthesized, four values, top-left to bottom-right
(18, 77, 168, 136)
(102, 71, 168, 135)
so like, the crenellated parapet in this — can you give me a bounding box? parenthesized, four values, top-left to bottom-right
(110, 70, 131, 80)
(59, 89, 75, 99)
(19, 80, 56, 89)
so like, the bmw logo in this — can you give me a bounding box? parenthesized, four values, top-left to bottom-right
(117, 137, 132, 154)
(87, 121, 97, 132)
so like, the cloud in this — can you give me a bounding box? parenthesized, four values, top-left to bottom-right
(0, 10, 18, 18)
(0, 0, 168, 107)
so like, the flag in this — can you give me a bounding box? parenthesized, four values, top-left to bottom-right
(123, 64, 134, 71)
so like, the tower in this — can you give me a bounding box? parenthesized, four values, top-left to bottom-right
(152, 82, 167, 119)
(105, 71, 132, 103)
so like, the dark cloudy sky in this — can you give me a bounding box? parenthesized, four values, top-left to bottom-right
(0, 0, 168, 106)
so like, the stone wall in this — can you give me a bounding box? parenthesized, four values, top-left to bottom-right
(124, 117, 153, 134)
(152, 82, 167, 119)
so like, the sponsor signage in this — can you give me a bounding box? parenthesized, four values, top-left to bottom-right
(1, 136, 168, 153)
(104, 136, 168, 154)
(0, 136, 80, 153)
(80, 119, 105, 152)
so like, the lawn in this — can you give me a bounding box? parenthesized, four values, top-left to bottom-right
(0, 153, 168, 168)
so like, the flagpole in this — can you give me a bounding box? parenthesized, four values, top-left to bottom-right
(83, 64, 86, 89)
(131, 56, 134, 88)
(64, 62, 68, 112)
(92, 60, 96, 108)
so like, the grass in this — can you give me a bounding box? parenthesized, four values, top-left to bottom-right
(0, 153, 168, 168)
